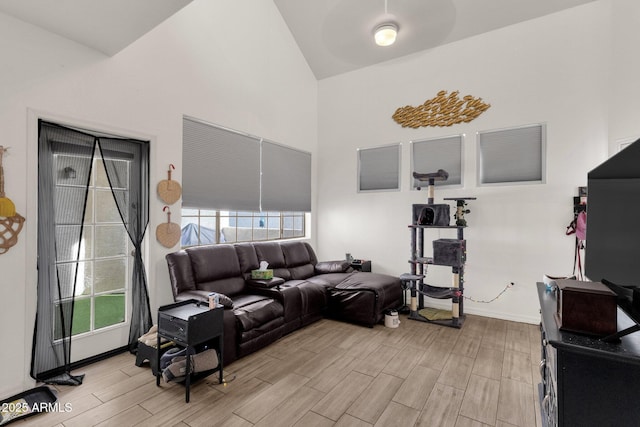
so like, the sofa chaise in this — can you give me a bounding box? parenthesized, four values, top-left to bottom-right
(165, 241, 401, 364)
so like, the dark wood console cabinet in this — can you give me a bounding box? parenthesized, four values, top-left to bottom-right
(537, 282, 640, 426)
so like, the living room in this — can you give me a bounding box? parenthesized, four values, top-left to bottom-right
(1, 0, 639, 425)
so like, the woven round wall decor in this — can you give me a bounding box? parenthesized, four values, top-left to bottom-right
(156, 206, 180, 248)
(157, 164, 182, 205)
(0, 146, 25, 254)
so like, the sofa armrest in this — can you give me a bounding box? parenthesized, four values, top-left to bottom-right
(246, 277, 286, 302)
(175, 290, 234, 309)
(247, 277, 285, 289)
(243, 281, 286, 304)
(315, 260, 351, 274)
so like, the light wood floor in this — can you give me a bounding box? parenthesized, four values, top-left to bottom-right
(19, 314, 542, 427)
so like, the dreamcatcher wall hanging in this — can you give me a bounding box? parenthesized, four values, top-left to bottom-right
(0, 146, 25, 254)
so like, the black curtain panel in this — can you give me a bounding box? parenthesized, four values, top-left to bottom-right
(96, 137, 151, 350)
(31, 121, 150, 385)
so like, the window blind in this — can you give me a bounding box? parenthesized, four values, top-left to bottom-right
(183, 117, 311, 212)
(411, 135, 463, 188)
(358, 144, 401, 191)
(182, 117, 260, 211)
(261, 141, 311, 212)
(478, 124, 545, 184)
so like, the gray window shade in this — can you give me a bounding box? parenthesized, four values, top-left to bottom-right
(182, 117, 260, 210)
(411, 135, 463, 188)
(262, 141, 311, 212)
(358, 144, 400, 191)
(478, 124, 545, 184)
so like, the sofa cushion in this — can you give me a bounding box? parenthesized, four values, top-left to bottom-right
(280, 241, 312, 266)
(330, 272, 403, 326)
(238, 320, 285, 357)
(315, 260, 351, 274)
(335, 272, 402, 309)
(233, 296, 284, 332)
(336, 272, 401, 294)
(281, 241, 318, 280)
(187, 244, 241, 282)
(254, 242, 291, 280)
(197, 277, 246, 299)
(281, 280, 328, 317)
(307, 272, 355, 288)
(288, 264, 314, 280)
(235, 243, 260, 279)
(186, 245, 246, 296)
(232, 293, 274, 308)
(166, 251, 196, 297)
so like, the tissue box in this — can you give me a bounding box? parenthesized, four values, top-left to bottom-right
(251, 269, 273, 280)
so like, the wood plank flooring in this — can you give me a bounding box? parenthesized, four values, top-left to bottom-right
(18, 314, 542, 427)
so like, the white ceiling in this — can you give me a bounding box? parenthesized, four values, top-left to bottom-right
(0, 0, 192, 56)
(274, 0, 598, 79)
(0, 0, 597, 79)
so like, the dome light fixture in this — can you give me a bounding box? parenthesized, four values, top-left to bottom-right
(374, 23, 398, 47)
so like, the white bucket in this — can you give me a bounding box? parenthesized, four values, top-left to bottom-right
(384, 310, 400, 328)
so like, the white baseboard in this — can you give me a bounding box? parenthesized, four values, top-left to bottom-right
(411, 299, 540, 325)
(464, 305, 540, 325)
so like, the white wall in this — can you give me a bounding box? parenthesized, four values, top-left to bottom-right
(608, 0, 640, 152)
(0, 0, 317, 397)
(3, 0, 639, 400)
(316, 1, 622, 324)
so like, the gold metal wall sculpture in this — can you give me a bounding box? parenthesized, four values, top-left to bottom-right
(392, 90, 490, 128)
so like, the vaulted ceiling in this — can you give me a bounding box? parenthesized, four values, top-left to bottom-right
(273, 0, 598, 79)
(0, 0, 597, 79)
(0, 0, 193, 55)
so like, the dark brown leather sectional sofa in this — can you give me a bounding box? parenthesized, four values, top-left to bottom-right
(165, 240, 401, 364)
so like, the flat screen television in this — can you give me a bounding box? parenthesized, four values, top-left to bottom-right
(586, 137, 640, 335)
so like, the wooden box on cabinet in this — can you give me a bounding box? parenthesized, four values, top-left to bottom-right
(554, 279, 617, 336)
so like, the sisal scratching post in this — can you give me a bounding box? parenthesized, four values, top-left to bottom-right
(452, 270, 460, 319)
(412, 169, 448, 204)
(427, 181, 435, 204)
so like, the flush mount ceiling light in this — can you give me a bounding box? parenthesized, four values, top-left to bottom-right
(374, 23, 398, 47)
(374, 0, 398, 47)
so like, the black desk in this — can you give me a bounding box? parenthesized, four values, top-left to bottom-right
(537, 282, 640, 426)
(156, 300, 224, 402)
